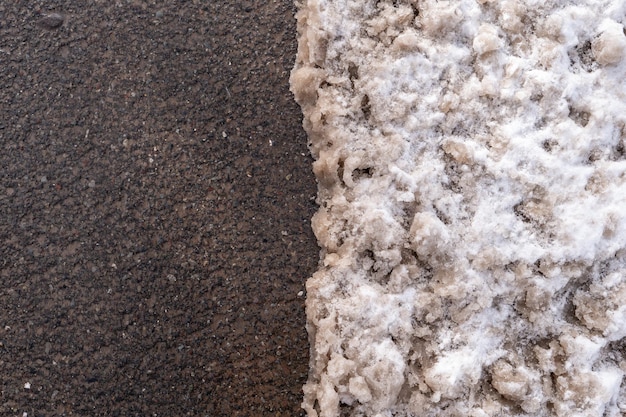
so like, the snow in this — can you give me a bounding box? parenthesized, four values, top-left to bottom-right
(291, 0, 626, 416)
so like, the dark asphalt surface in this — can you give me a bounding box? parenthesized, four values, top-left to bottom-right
(0, 2, 318, 416)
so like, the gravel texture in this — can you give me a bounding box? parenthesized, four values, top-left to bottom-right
(0, 1, 316, 416)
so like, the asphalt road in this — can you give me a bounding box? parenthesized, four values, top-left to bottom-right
(0, 2, 318, 416)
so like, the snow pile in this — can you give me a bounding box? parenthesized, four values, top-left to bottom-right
(291, 0, 626, 416)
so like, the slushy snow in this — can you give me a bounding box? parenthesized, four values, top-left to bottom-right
(291, 0, 626, 416)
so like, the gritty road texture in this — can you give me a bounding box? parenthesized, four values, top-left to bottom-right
(0, 2, 317, 416)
